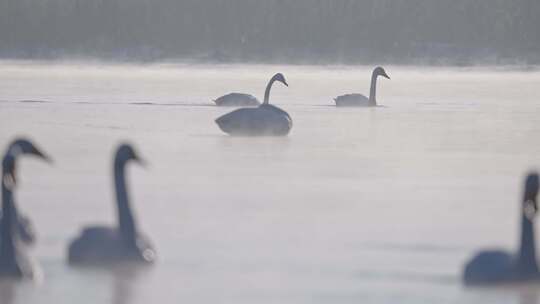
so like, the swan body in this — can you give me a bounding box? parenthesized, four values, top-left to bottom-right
(68, 227, 155, 265)
(215, 73, 292, 136)
(0, 139, 49, 279)
(335, 66, 390, 107)
(214, 93, 260, 107)
(463, 173, 540, 285)
(67, 144, 156, 266)
(334, 94, 371, 107)
(216, 104, 292, 136)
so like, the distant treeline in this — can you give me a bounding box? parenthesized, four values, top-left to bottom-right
(1, 0, 539, 64)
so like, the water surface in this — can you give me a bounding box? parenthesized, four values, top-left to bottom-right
(1, 62, 540, 304)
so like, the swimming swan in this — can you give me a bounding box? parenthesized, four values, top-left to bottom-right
(0, 139, 50, 279)
(67, 144, 156, 266)
(0, 140, 43, 246)
(334, 66, 390, 107)
(214, 93, 260, 107)
(463, 172, 540, 285)
(215, 73, 292, 136)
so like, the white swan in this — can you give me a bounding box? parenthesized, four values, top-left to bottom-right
(214, 93, 260, 107)
(215, 73, 292, 136)
(67, 144, 156, 266)
(463, 172, 540, 285)
(0, 139, 50, 279)
(334, 66, 390, 107)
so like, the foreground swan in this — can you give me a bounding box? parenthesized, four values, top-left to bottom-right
(334, 66, 390, 107)
(0, 140, 42, 246)
(67, 144, 156, 266)
(214, 93, 260, 107)
(215, 73, 292, 136)
(463, 172, 540, 285)
(1, 139, 49, 279)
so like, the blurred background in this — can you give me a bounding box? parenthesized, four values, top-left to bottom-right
(1, 0, 540, 65)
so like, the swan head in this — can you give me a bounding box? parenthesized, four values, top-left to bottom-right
(374, 66, 390, 80)
(523, 172, 539, 218)
(273, 73, 289, 87)
(5, 138, 50, 162)
(115, 144, 146, 167)
(2, 138, 50, 187)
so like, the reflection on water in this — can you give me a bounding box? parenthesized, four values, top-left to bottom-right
(0, 280, 16, 304)
(110, 266, 146, 304)
(520, 292, 539, 304)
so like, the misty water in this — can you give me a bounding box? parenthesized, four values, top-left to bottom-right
(1, 62, 540, 303)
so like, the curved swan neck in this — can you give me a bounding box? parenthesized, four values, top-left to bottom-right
(263, 75, 279, 105)
(0, 166, 16, 264)
(369, 70, 378, 105)
(114, 160, 137, 245)
(517, 199, 538, 274)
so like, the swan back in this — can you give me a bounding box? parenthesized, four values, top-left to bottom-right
(214, 93, 260, 107)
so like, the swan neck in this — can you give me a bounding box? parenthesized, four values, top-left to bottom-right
(369, 71, 378, 105)
(114, 161, 137, 245)
(517, 200, 538, 274)
(0, 167, 16, 263)
(263, 76, 278, 105)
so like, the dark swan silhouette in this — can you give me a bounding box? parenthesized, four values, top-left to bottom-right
(463, 172, 540, 285)
(214, 93, 260, 107)
(334, 66, 390, 107)
(0, 139, 50, 279)
(0, 140, 43, 246)
(215, 73, 292, 136)
(67, 144, 156, 266)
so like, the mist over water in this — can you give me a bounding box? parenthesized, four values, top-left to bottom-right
(1, 1, 540, 64)
(2, 1, 540, 303)
(1, 62, 540, 303)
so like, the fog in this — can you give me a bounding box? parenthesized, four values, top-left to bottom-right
(1, 0, 539, 64)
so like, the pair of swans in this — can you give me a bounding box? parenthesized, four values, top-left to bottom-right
(0, 139, 155, 280)
(214, 67, 390, 136)
(214, 67, 391, 108)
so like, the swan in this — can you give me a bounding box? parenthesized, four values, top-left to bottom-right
(0, 140, 43, 246)
(214, 93, 260, 107)
(215, 73, 292, 136)
(67, 144, 156, 266)
(334, 66, 390, 107)
(463, 172, 540, 285)
(0, 139, 50, 279)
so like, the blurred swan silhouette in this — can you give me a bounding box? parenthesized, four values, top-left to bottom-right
(0, 139, 50, 279)
(67, 144, 156, 266)
(0, 139, 42, 246)
(463, 172, 540, 285)
(215, 73, 292, 136)
(334, 66, 390, 107)
(214, 93, 260, 107)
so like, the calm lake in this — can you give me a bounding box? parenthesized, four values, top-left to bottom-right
(1, 62, 540, 304)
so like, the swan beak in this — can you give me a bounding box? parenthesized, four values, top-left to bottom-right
(382, 73, 391, 80)
(135, 156, 148, 168)
(283, 80, 289, 87)
(33, 148, 53, 164)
